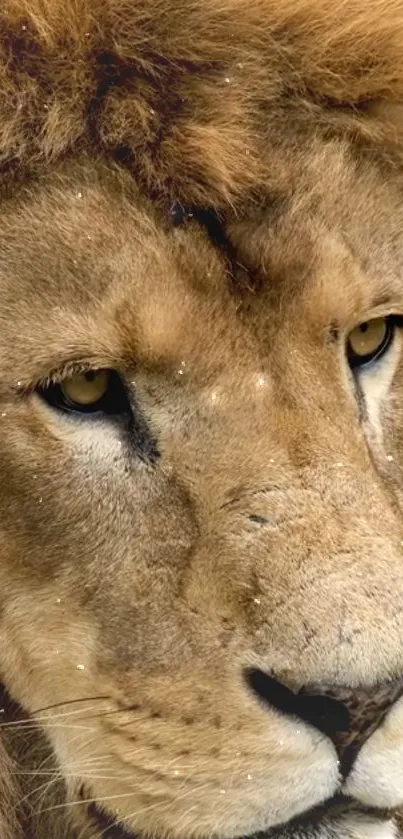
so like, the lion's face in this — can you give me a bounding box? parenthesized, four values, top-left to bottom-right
(1, 143, 403, 839)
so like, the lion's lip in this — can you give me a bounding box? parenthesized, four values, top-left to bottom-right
(268, 794, 395, 836)
(88, 795, 394, 839)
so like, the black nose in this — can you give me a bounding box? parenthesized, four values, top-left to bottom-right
(245, 668, 403, 776)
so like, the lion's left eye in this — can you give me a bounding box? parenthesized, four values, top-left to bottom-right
(346, 317, 395, 369)
(38, 369, 129, 416)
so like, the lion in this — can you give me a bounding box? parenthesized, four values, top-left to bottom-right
(3, 1, 403, 837)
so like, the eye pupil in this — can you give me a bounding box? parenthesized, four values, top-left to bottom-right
(359, 323, 369, 334)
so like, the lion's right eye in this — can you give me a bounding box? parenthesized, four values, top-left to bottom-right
(346, 317, 395, 369)
(37, 369, 130, 416)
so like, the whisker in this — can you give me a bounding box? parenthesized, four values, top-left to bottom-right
(0, 705, 111, 729)
(31, 695, 110, 715)
(10, 770, 134, 782)
(37, 791, 134, 815)
(16, 771, 63, 810)
(0, 722, 98, 735)
(99, 782, 213, 838)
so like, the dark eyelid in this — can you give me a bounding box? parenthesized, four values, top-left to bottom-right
(37, 361, 97, 390)
(11, 361, 110, 397)
(35, 358, 123, 391)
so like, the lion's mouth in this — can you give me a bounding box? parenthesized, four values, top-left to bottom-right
(88, 795, 393, 839)
(267, 795, 394, 837)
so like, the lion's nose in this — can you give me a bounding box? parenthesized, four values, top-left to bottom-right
(245, 668, 403, 776)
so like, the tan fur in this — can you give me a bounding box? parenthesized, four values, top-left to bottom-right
(2, 1, 403, 838)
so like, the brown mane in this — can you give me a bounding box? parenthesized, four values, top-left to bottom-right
(1, 0, 403, 207)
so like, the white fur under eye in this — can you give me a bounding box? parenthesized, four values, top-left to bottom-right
(355, 328, 402, 443)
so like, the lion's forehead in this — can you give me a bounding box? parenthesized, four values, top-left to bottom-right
(1, 151, 403, 388)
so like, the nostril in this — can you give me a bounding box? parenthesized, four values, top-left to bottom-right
(245, 668, 403, 778)
(245, 668, 350, 738)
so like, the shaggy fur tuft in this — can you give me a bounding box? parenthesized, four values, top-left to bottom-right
(1, 0, 403, 205)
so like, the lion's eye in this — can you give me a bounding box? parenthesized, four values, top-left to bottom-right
(347, 317, 394, 369)
(38, 369, 129, 416)
(61, 370, 109, 407)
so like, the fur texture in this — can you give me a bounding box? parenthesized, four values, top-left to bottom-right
(2, 2, 403, 839)
(2, 0, 403, 205)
